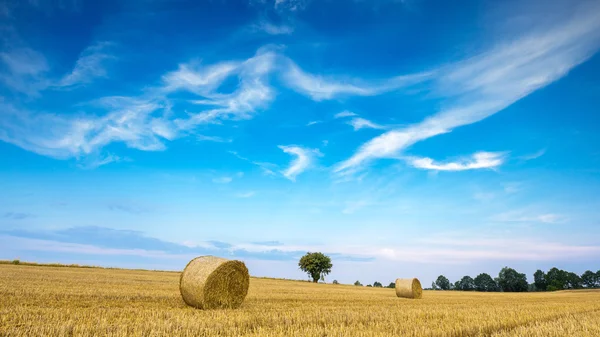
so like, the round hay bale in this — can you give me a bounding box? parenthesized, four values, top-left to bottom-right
(395, 278, 423, 299)
(179, 256, 249, 309)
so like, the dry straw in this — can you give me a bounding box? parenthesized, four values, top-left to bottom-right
(179, 256, 250, 309)
(395, 278, 423, 299)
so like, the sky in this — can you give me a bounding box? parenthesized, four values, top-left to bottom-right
(1, 0, 600, 286)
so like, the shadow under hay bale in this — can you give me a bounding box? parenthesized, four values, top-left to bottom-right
(395, 278, 423, 299)
(179, 256, 249, 309)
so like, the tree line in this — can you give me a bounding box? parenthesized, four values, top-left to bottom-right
(431, 267, 600, 292)
(296, 252, 599, 292)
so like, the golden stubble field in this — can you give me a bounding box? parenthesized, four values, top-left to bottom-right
(1, 264, 599, 337)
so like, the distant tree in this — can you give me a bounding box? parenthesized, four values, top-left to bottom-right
(533, 270, 547, 291)
(298, 252, 332, 283)
(528, 283, 537, 292)
(580, 271, 596, 288)
(453, 280, 460, 291)
(431, 282, 437, 290)
(497, 267, 528, 292)
(435, 275, 451, 290)
(565, 272, 583, 289)
(373, 281, 382, 288)
(366, 284, 372, 287)
(458, 276, 475, 291)
(332, 280, 339, 285)
(474, 273, 498, 292)
(387, 282, 395, 288)
(546, 267, 568, 290)
(354, 280, 362, 286)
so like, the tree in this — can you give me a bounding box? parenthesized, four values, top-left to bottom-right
(431, 282, 437, 290)
(366, 284, 372, 287)
(474, 273, 498, 292)
(546, 267, 568, 291)
(373, 281, 382, 288)
(565, 272, 582, 289)
(332, 280, 339, 285)
(453, 280, 460, 291)
(458, 276, 475, 291)
(298, 252, 333, 283)
(533, 270, 547, 291)
(435, 275, 451, 290)
(354, 280, 362, 286)
(497, 267, 528, 292)
(387, 282, 395, 288)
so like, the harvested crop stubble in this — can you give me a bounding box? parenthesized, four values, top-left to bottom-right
(395, 278, 422, 299)
(179, 256, 249, 309)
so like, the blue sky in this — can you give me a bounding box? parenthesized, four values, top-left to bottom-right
(1, 0, 600, 286)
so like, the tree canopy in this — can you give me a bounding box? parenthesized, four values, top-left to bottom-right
(474, 273, 498, 292)
(435, 275, 451, 290)
(298, 252, 332, 283)
(497, 267, 528, 292)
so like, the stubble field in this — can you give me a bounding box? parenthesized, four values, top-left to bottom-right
(1, 264, 599, 336)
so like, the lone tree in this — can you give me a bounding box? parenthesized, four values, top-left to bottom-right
(354, 280, 362, 286)
(373, 281, 382, 288)
(298, 252, 333, 283)
(435, 275, 451, 290)
(387, 282, 395, 288)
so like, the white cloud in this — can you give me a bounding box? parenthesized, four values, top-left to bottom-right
(335, 3, 600, 175)
(306, 120, 321, 126)
(56, 41, 114, 88)
(278, 145, 322, 181)
(520, 148, 546, 161)
(229, 150, 278, 176)
(491, 210, 567, 224)
(197, 134, 232, 143)
(280, 58, 430, 101)
(0, 47, 49, 95)
(503, 182, 523, 194)
(406, 151, 506, 171)
(254, 21, 294, 35)
(346, 117, 386, 131)
(212, 176, 233, 184)
(334, 110, 357, 119)
(235, 191, 256, 198)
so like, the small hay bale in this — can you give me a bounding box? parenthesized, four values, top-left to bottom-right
(395, 278, 423, 299)
(179, 256, 250, 309)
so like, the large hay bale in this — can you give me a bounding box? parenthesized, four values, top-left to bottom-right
(179, 256, 250, 309)
(395, 278, 423, 299)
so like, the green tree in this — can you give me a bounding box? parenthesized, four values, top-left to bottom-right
(431, 281, 437, 290)
(474, 273, 498, 292)
(580, 271, 596, 288)
(453, 280, 460, 291)
(332, 279, 339, 285)
(546, 267, 567, 290)
(458, 276, 475, 291)
(435, 275, 451, 290)
(533, 270, 547, 291)
(497, 267, 528, 292)
(387, 282, 395, 288)
(366, 284, 372, 287)
(373, 281, 382, 288)
(298, 252, 333, 283)
(565, 272, 582, 289)
(354, 280, 362, 286)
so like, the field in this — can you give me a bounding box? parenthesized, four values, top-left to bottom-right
(1, 264, 600, 336)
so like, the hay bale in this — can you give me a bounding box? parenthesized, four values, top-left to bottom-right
(395, 278, 423, 299)
(179, 256, 250, 309)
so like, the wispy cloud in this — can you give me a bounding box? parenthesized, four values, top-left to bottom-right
(212, 176, 233, 184)
(278, 145, 322, 181)
(335, 3, 600, 175)
(56, 41, 114, 88)
(520, 148, 546, 161)
(229, 151, 278, 176)
(253, 20, 294, 35)
(280, 58, 430, 101)
(334, 110, 357, 119)
(107, 202, 149, 214)
(346, 117, 386, 131)
(491, 210, 567, 224)
(0, 47, 49, 96)
(406, 151, 506, 171)
(197, 134, 232, 143)
(3, 212, 34, 220)
(306, 120, 322, 126)
(235, 191, 256, 198)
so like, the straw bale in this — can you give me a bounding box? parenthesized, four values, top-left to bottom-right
(395, 278, 423, 299)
